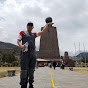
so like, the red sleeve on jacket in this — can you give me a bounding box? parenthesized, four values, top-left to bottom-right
(19, 31, 23, 37)
(33, 32, 38, 38)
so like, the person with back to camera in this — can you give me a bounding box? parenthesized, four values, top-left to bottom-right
(53, 60, 57, 70)
(17, 19, 54, 88)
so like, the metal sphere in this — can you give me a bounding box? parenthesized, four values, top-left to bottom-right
(45, 17, 52, 23)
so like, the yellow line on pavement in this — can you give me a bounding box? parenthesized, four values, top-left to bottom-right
(50, 69, 58, 88)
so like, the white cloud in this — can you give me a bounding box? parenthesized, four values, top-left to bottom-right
(0, 0, 88, 56)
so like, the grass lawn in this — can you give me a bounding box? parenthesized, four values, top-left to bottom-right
(0, 67, 88, 78)
(65, 67, 88, 74)
(0, 67, 21, 78)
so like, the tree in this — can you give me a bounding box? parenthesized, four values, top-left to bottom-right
(0, 53, 3, 65)
(12, 61, 19, 66)
(2, 52, 16, 64)
(77, 58, 88, 63)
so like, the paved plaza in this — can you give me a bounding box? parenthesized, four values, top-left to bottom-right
(0, 67, 88, 88)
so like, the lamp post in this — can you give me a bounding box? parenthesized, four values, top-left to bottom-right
(79, 42, 81, 67)
(83, 43, 86, 67)
(74, 42, 77, 67)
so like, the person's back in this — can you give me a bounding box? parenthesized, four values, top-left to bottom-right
(62, 61, 65, 69)
(53, 61, 57, 70)
(53, 61, 56, 66)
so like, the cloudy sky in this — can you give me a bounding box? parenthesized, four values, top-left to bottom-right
(0, 0, 88, 56)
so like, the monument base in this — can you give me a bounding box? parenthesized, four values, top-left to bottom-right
(36, 58, 61, 67)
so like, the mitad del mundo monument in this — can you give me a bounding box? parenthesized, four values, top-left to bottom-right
(37, 17, 74, 67)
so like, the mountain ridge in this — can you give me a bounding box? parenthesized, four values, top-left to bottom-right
(76, 52, 88, 58)
(0, 41, 21, 56)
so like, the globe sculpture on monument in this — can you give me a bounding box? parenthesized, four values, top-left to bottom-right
(45, 17, 52, 23)
(37, 17, 60, 65)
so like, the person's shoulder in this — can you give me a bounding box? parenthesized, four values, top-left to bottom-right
(19, 30, 23, 34)
(33, 32, 36, 34)
(18, 30, 24, 40)
(33, 32, 38, 38)
(19, 31, 23, 36)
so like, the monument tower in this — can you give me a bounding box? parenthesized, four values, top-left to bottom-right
(38, 17, 60, 60)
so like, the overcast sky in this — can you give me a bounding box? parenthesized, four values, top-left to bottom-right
(0, 0, 88, 56)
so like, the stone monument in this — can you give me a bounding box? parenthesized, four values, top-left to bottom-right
(64, 51, 75, 67)
(37, 17, 60, 60)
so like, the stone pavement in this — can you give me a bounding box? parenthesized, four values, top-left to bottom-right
(0, 67, 88, 88)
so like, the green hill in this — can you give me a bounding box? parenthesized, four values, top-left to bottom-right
(0, 41, 21, 56)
